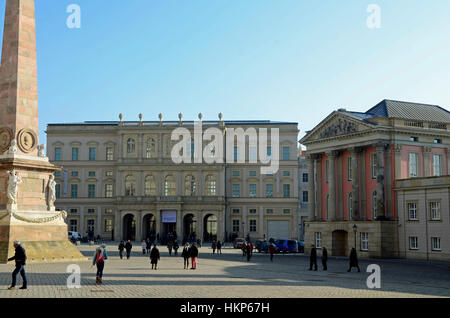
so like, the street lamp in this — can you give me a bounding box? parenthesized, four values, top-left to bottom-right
(352, 224, 357, 249)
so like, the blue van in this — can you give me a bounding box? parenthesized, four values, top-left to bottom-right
(275, 239, 299, 253)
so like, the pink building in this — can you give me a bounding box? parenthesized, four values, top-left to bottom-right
(301, 100, 450, 258)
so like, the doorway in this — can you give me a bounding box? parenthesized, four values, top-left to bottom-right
(123, 214, 136, 241)
(332, 230, 348, 256)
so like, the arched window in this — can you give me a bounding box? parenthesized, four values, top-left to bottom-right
(164, 175, 176, 196)
(205, 175, 217, 196)
(348, 193, 353, 220)
(184, 175, 196, 196)
(146, 138, 156, 158)
(372, 191, 377, 220)
(144, 175, 156, 196)
(125, 175, 136, 197)
(127, 138, 135, 154)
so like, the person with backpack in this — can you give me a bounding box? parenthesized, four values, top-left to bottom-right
(150, 244, 160, 270)
(182, 243, 190, 269)
(118, 241, 125, 259)
(93, 244, 108, 284)
(125, 240, 132, 259)
(190, 243, 199, 270)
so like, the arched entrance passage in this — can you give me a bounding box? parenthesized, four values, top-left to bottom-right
(143, 214, 156, 241)
(332, 230, 348, 256)
(123, 214, 136, 241)
(183, 214, 197, 242)
(203, 214, 218, 242)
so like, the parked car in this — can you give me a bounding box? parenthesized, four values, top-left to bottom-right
(234, 238, 246, 249)
(275, 239, 299, 253)
(255, 240, 271, 253)
(298, 241, 305, 253)
(68, 231, 82, 241)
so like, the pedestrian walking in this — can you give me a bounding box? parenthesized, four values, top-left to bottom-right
(93, 244, 108, 284)
(173, 241, 179, 256)
(322, 246, 328, 271)
(211, 241, 217, 254)
(146, 238, 151, 254)
(150, 245, 160, 270)
(190, 243, 199, 270)
(242, 242, 247, 257)
(141, 240, 147, 255)
(182, 243, 190, 269)
(269, 243, 275, 262)
(347, 248, 361, 272)
(167, 241, 173, 256)
(7, 241, 28, 290)
(309, 244, 318, 271)
(118, 241, 125, 259)
(246, 243, 252, 262)
(125, 240, 132, 259)
(217, 241, 222, 254)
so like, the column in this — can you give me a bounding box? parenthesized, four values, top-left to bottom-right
(447, 148, 450, 175)
(97, 206, 102, 237)
(138, 133, 144, 163)
(385, 145, 393, 219)
(79, 207, 85, 236)
(259, 206, 264, 239)
(315, 155, 322, 220)
(394, 145, 403, 179)
(176, 209, 182, 238)
(307, 154, 315, 221)
(155, 210, 161, 240)
(242, 206, 247, 238)
(118, 133, 124, 162)
(198, 211, 204, 242)
(326, 151, 337, 221)
(424, 146, 432, 177)
(375, 143, 386, 219)
(350, 148, 360, 220)
(114, 210, 121, 241)
(135, 211, 142, 241)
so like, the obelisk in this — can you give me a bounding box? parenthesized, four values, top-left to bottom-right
(0, 0, 86, 263)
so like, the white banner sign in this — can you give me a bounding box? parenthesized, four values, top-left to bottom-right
(162, 211, 177, 223)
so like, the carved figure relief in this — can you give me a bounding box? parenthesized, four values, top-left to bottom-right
(7, 170, 22, 206)
(318, 118, 358, 139)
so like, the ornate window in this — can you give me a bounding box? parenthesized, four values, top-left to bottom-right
(146, 138, 156, 159)
(184, 175, 197, 196)
(164, 175, 176, 196)
(125, 175, 136, 197)
(205, 175, 217, 196)
(145, 175, 157, 196)
(127, 138, 136, 154)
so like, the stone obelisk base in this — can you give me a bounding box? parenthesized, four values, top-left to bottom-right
(0, 211, 87, 264)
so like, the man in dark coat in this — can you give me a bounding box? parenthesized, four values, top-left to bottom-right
(309, 244, 318, 271)
(150, 245, 160, 270)
(189, 243, 199, 270)
(8, 241, 28, 290)
(211, 241, 217, 254)
(348, 248, 361, 272)
(146, 238, 151, 254)
(182, 243, 190, 269)
(118, 241, 125, 259)
(167, 241, 173, 256)
(322, 246, 328, 271)
(217, 241, 222, 255)
(246, 243, 252, 262)
(125, 240, 133, 259)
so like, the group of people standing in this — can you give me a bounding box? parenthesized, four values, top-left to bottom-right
(211, 241, 222, 255)
(309, 245, 361, 272)
(181, 242, 199, 270)
(117, 240, 133, 259)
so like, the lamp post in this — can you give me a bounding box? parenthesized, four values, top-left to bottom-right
(352, 224, 357, 249)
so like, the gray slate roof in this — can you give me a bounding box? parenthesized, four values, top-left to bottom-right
(366, 100, 450, 123)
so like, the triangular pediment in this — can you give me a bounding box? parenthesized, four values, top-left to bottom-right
(301, 112, 375, 144)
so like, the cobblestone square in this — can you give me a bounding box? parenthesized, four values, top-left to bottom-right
(0, 243, 449, 298)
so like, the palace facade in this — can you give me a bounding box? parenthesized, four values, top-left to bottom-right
(301, 100, 450, 260)
(46, 117, 299, 243)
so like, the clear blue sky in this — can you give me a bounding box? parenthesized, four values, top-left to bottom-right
(1, 0, 450, 145)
